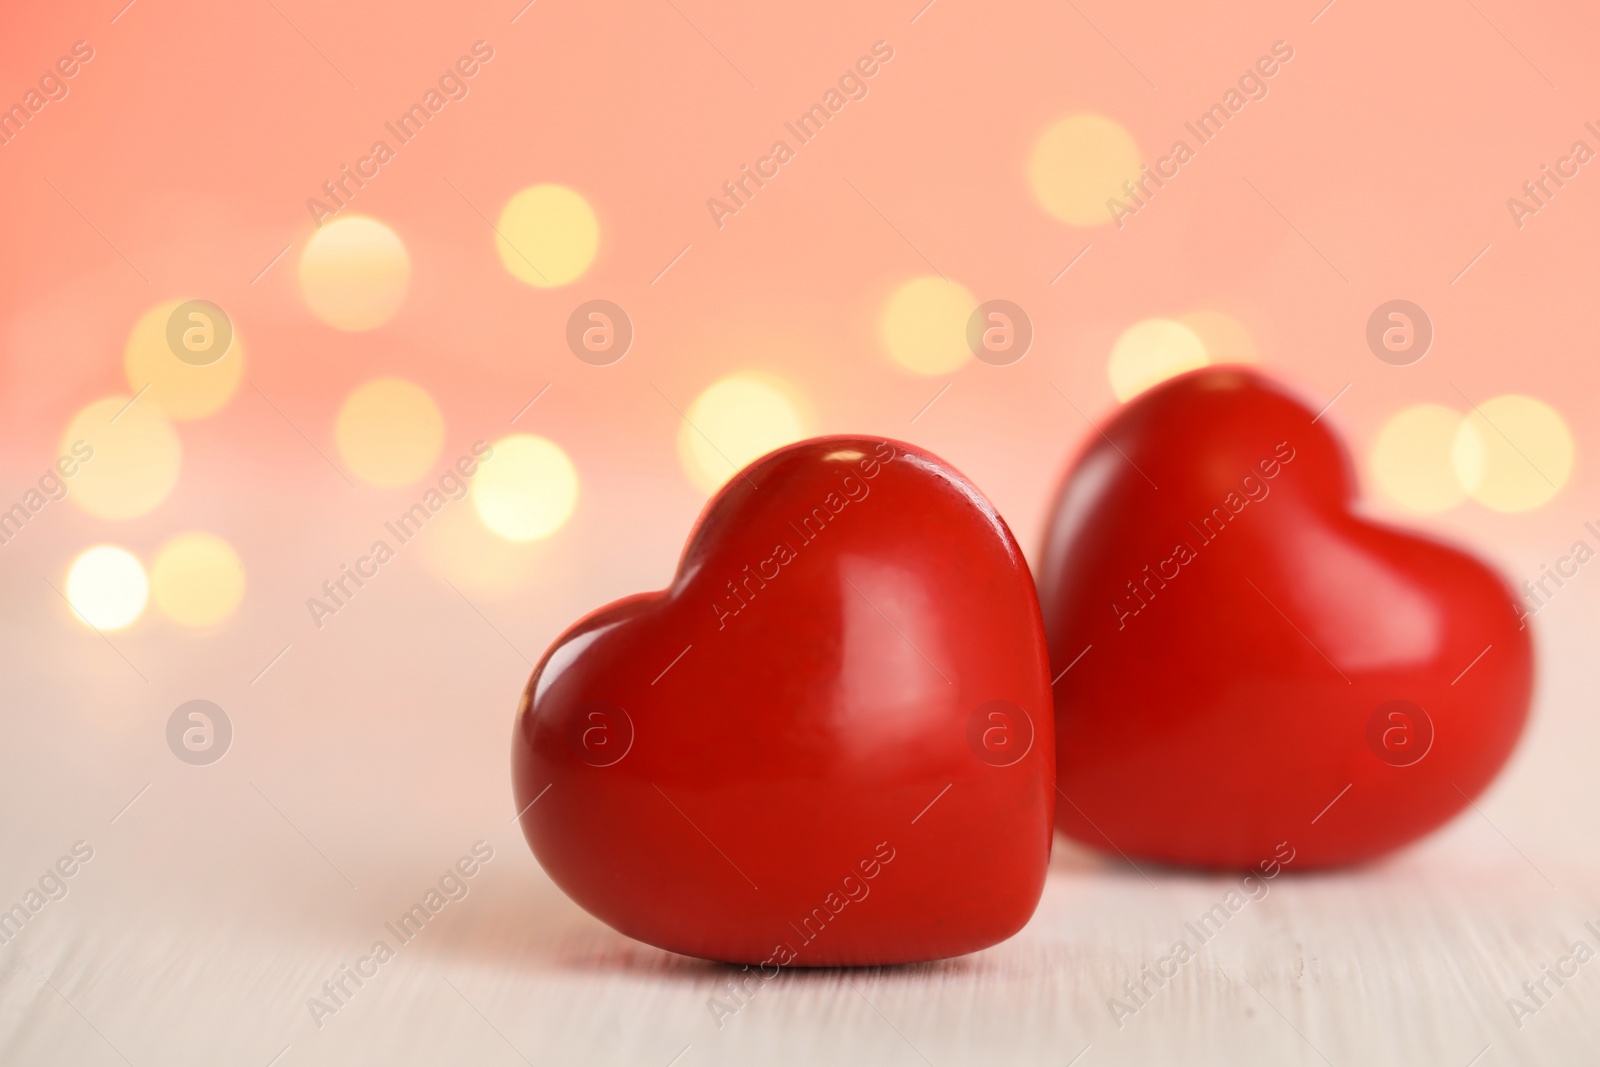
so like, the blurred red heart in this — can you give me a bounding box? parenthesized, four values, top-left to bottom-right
(513, 437, 1054, 965)
(1037, 368, 1532, 869)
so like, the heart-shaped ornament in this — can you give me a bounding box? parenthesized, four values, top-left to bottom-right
(513, 437, 1054, 964)
(1037, 369, 1532, 869)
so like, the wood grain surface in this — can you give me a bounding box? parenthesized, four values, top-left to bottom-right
(2, 521, 1594, 1067)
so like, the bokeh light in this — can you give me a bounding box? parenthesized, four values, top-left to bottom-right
(881, 277, 977, 375)
(677, 374, 807, 493)
(495, 184, 600, 288)
(1178, 309, 1257, 363)
(299, 216, 410, 331)
(1028, 114, 1142, 226)
(1371, 404, 1469, 513)
(335, 378, 445, 488)
(1108, 318, 1208, 401)
(473, 435, 579, 541)
(150, 532, 245, 627)
(1453, 394, 1573, 513)
(63, 396, 182, 520)
(124, 299, 244, 419)
(66, 545, 148, 631)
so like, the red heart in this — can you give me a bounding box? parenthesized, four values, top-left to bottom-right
(513, 437, 1054, 964)
(1037, 369, 1532, 869)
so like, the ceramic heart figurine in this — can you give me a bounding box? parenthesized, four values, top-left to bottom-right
(1037, 368, 1532, 869)
(513, 437, 1053, 965)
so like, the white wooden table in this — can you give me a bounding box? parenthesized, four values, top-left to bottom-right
(1, 545, 1595, 1066)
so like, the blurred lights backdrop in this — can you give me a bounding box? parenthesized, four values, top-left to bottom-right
(2, 0, 1591, 803)
(2, 0, 1599, 1057)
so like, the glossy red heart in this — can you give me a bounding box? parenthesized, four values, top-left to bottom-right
(513, 437, 1054, 965)
(1037, 368, 1532, 869)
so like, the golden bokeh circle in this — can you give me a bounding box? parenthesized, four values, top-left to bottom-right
(495, 184, 600, 288)
(62, 396, 182, 520)
(299, 216, 411, 331)
(472, 435, 579, 542)
(151, 532, 246, 627)
(67, 545, 148, 631)
(881, 277, 977, 375)
(1453, 395, 1573, 513)
(1108, 318, 1209, 401)
(124, 299, 244, 419)
(677, 374, 807, 493)
(1029, 114, 1143, 227)
(335, 378, 445, 488)
(1371, 404, 1469, 514)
